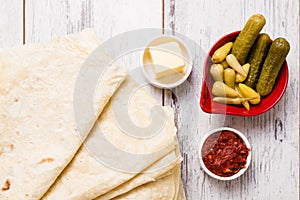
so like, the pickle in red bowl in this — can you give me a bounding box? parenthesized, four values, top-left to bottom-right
(199, 31, 289, 116)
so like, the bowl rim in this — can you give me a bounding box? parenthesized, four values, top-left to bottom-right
(198, 127, 252, 181)
(199, 31, 289, 116)
(140, 35, 193, 89)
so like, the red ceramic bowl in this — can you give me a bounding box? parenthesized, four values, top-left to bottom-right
(200, 31, 289, 116)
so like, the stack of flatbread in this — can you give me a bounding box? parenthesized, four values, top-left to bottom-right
(0, 29, 186, 200)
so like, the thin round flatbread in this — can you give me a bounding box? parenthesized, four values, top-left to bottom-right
(0, 29, 127, 200)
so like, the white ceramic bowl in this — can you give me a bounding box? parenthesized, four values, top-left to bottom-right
(198, 127, 251, 181)
(141, 35, 192, 89)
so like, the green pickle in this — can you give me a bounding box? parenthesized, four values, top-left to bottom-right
(232, 14, 266, 65)
(256, 38, 290, 96)
(244, 33, 271, 89)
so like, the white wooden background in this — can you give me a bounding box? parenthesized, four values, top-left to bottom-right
(0, 0, 299, 199)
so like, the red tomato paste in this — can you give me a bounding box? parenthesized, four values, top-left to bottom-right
(201, 130, 250, 177)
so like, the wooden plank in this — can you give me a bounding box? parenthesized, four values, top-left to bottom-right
(164, 0, 299, 199)
(26, 0, 163, 102)
(0, 0, 23, 47)
(91, 0, 163, 101)
(26, 0, 91, 43)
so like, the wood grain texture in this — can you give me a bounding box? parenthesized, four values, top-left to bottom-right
(26, 0, 93, 43)
(0, 0, 23, 47)
(25, 0, 162, 50)
(164, 0, 299, 199)
(26, 0, 163, 101)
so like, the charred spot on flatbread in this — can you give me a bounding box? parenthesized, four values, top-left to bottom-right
(1, 179, 11, 191)
(37, 158, 54, 165)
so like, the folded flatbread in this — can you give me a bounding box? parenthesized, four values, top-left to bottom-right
(42, 76, 179, 200)
(109, 138, 183, 200)
(96, 148, 181, 200)
(0, 29, 127, 199)
(112, 164, 181, 200)
(96, 107, 183, 200)
(177, 181, 186, 200)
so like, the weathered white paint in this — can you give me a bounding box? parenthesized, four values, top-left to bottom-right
(26, 0, 164, 101)
(0, 0, 23, 47)
(164, 0, 299, 199)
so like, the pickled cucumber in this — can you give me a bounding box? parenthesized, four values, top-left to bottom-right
(231, 14, 266, 65)
(244, 33, 271, 88)
(256, 38, 290, 96)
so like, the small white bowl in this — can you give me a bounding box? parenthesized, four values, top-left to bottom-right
(141, 35, 192, 89)
(198, 127, 251, 181)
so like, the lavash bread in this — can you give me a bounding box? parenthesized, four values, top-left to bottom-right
(96, 106, 183, 200)
(177, 181, 187, 200)
(0, 28, 186, 200)
(42, 76, 181, 200)
(0, 29, 127, 200)
(112, 164, 181, 200)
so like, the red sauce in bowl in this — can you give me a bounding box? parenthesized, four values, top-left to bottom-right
(201, 130, 250, 177)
